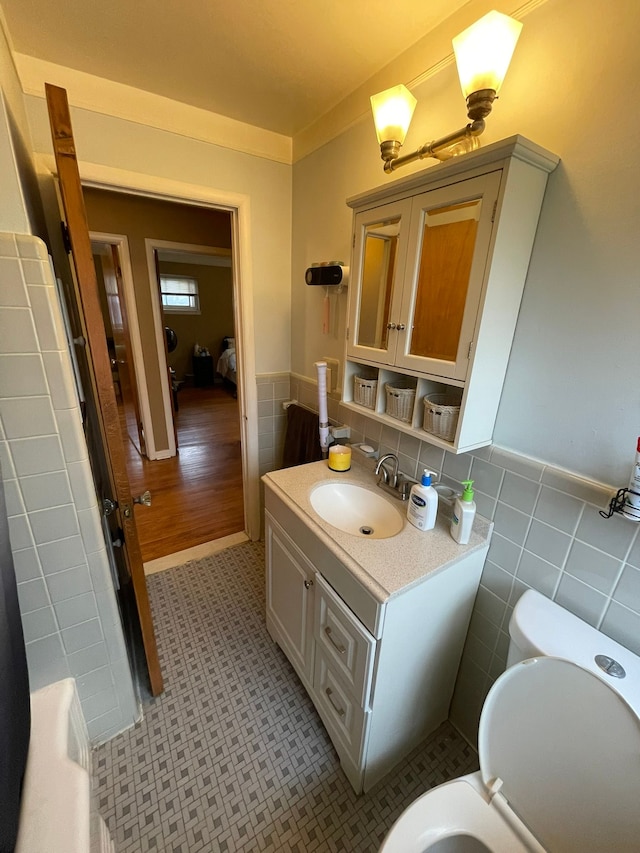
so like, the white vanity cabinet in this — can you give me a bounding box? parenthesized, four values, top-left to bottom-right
(264, 477, 490, 794)
(343, 135, 559, 453)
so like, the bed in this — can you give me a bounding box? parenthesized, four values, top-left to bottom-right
(216, 336, 237, 391)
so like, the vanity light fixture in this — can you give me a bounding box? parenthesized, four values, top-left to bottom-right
(370, 10, 522, 173)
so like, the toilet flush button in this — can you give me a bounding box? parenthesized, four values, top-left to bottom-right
(595, 654, 626, 679)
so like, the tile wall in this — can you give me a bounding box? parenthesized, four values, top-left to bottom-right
(256, 372, 290, 475)
(291, 374, 640, 743)
(0, 231, 139, 742)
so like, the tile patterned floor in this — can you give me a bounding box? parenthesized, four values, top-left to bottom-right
(94, 541, 478, 852)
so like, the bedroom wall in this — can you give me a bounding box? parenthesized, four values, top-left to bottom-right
(158, 259, 234, 382)
(83, 187, 232, 452)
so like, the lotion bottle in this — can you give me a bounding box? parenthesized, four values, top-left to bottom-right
(450, 480, 476, 544)
(407, 470, 438, 531)
(622, 437, 640, 521)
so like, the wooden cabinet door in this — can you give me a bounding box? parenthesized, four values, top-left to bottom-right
(395, 171, 502, 380)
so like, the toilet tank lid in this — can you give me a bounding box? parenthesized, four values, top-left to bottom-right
(509, 590, 640, 714)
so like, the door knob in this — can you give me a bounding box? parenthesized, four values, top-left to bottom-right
(304, 579, 313, 589)
(133, 490, 152, 507)
(397, 323, 406, 331)
(387, 322, 397, 330)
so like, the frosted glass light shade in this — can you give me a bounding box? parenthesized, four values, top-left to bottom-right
(453, 11, 522, 98)
(370, 85, 417, 144)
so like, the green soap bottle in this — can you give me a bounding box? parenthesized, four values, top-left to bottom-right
(450, 479, 476, 544)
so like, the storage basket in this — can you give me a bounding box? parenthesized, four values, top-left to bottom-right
(353, 375, 378, 409)
(423, 393, 462, 441)
(385, 381, 416, 423)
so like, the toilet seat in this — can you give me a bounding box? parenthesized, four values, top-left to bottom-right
(381, 658, 640, 852)
(378, 775, 540, 852)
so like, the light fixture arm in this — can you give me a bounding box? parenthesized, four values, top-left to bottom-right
(382, 118, 485, 173)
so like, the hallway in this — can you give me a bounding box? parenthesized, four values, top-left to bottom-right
(123, 385, 244, 562)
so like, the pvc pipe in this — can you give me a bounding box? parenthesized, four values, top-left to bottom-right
(315, 361, 330, 457)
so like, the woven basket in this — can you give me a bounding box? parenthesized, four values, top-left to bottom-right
(353, 375, 378, 409)
(385, 381, 416, 423)
(423, 393, 461, 441)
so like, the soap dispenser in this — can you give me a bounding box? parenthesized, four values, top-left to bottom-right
(450, 480, 476, 544)
(407, 470, 438, 531)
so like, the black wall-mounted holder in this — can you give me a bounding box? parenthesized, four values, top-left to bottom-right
(600, 488, 636, 520)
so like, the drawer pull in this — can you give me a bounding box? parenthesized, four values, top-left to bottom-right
(325, 626, 346, 654)
(325, 687, 345, 717)
(304, 579, 313, 589)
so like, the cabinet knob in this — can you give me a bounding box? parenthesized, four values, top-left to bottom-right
(397, 323, 406, 331)
(304, 579, 313, 589)
(387, 322, 397, 330)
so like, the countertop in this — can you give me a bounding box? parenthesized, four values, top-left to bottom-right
(262, 458, 492, 603)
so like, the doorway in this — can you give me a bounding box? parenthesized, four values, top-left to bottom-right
(86, 189, 249, 564)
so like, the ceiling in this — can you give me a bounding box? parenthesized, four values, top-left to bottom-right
(1, 0, 470, 137)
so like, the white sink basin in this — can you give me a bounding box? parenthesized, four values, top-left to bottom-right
(310, 482, 404, 539)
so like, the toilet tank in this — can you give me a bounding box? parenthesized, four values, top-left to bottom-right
(507, 590, 640, 714)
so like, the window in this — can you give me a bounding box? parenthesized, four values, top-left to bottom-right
(159, 275, 200, 314)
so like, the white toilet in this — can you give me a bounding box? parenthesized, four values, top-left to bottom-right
(379, 589, 640, 852)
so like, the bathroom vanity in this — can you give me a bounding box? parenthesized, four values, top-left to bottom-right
(263, 460, 491, 793)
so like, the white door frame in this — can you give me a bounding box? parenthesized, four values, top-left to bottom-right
(89, 231, 160, 458)
(145, 238, 234, 460)
(44, 157, 261, 542)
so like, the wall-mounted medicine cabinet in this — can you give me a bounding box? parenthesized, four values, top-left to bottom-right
(342, 135, 559, 453)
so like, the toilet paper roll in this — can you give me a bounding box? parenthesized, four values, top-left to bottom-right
(328, 444, 351, 472)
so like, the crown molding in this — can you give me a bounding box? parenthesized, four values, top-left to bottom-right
(16, 54, 292, 165)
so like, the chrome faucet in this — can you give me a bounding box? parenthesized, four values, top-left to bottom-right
(375, 453, 400, 489)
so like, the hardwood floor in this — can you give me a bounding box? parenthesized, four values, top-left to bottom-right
(121, 385, 244, 562)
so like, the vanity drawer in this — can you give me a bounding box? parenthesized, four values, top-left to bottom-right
(314, 573, 376, 707)
(313, 647, 368, 764)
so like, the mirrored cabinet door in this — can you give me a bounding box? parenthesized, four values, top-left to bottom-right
(347, 199, 412, 364)
(396, 171, 502, 380)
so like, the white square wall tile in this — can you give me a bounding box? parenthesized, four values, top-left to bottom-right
(0, 233, 17, 257)
(493, 502, 530, 545)
(555, 574, 607, 626)
(601, 602, 640, 655)
(8, 514, 34, 550)
(499, 472, 540, 514)
(0, 258, 28, 306)
(25, 634, 70, 689)
(42, 351, 80, 410)
(54, 591, 98, 629)
(470, 457, 504, 498)
(0, 306, 39, 353)
(564, 540, 622, 595)
(55, 407, 89, 463)
(66, 460, 98, 510)
(0, 354, 48, 398)
(77, 507, 106, 554)
(0, 440, 16, 478)
(30, 504, 80, 545)
(19, 470, 72, 512)
(575, 505, 636, 560)
(16, 235, 48, 260)
(27, 285, 67, 351)
(3, 478, 25, 516)
(612, 565, 640, 612)
(533, 486, 584, 535)
(0, 397, 57, 439)
(9, 435, 65, 475)
(490, 446, 544, 481)
(20, 258, 50, 285)
(524, 519, 572, 568)
(21, 606, 58, 643)
(38, 535, 87, 574)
